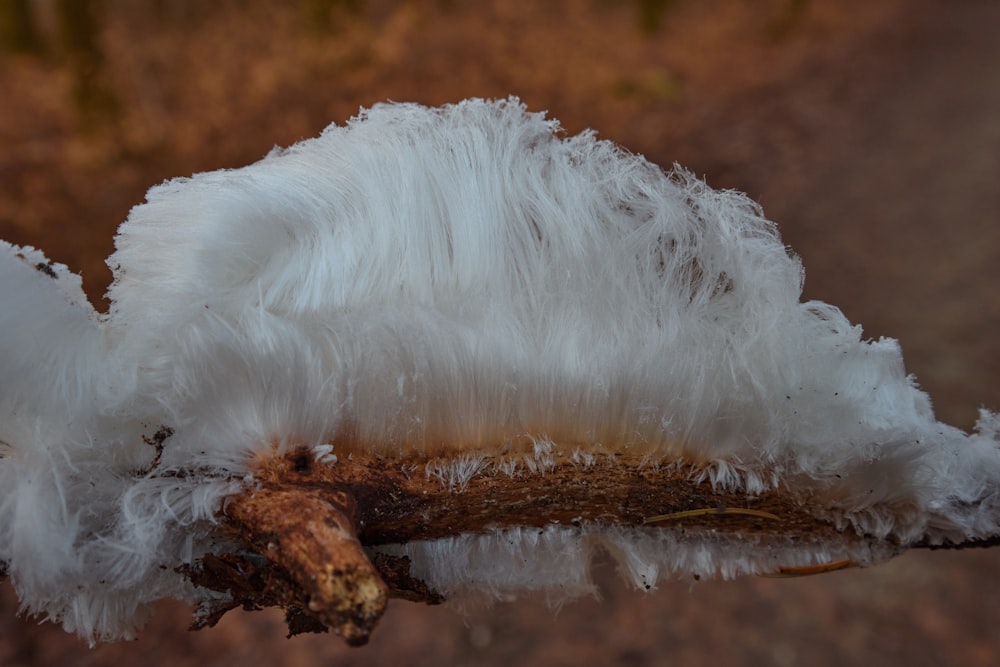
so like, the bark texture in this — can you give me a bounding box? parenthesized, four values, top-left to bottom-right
(190, 445, 897, 644)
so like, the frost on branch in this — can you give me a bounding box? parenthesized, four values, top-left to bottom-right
(1, 98, 999, 646)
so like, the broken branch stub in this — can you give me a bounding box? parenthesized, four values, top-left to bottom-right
(221, 486, 388, 645)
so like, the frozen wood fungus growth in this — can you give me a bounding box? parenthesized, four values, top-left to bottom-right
(2, 98, 1000, 646)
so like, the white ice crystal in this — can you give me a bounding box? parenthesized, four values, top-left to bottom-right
(1, 97, 998, 642)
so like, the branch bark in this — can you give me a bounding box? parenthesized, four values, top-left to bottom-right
(177, 445, 826, 643)
(185, 444, 993, 645)
(249, 447, 852, 545)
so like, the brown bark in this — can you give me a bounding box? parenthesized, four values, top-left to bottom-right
(187, 444, 998, 645)
(189, 444, 882, 644)
(248, 446, 846, 546)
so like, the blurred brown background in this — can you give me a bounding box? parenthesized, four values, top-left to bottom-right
(1, 0, 998, 665)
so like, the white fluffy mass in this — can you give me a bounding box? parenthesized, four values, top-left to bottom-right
(1, 98, 999, 642)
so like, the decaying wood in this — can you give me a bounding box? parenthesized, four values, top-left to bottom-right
(247, 447, 854, 547)
(187, 442, 1000, 645)
(222, 487, 388, 645)
(189, 443, 898, 645)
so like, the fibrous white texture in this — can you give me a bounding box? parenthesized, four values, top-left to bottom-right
(1, 97, 999, 641)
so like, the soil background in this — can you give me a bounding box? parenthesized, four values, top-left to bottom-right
(1, 1, 999, 665)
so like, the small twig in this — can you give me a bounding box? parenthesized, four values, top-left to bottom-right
(642, 507, 782, 524)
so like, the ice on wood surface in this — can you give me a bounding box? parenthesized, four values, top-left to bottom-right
(1, 98, 998, 641)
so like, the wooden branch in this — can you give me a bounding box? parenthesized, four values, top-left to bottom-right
(181, 443, 1000, 645)
(187, 444, 903, 645)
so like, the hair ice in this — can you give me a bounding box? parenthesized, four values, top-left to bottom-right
(1, 98, 998, 642)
